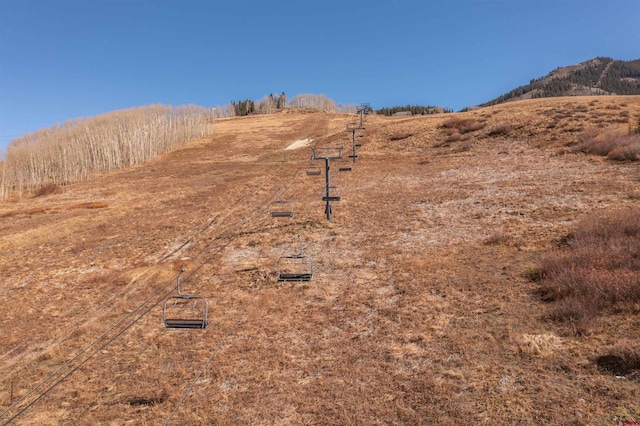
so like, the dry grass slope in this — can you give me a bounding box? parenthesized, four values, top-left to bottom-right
(1, 97, 640, 424)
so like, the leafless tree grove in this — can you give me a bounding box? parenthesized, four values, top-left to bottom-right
(288, 93, 337, 111)
(0, 104, 212, 198)
(211, 94, 358, 118)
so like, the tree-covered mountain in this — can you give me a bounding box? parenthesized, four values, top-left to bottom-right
(481, 57, 640, 107)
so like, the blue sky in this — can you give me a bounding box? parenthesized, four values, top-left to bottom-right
(1, 0, 638, 154)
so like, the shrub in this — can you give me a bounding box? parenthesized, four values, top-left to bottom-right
(534, 207, 640, 329)
(607, 141, 640, 161)
(446, 132, 462, 142)
(458, 119, 485, 134)
(483, 232, 514, 245)
(487, 123, 512, 136)
(585, 139, 621, 156)
(70, 202, 109, 209)
(453, 141, 472, 152)
(441, 116, 466, 129)
(441, 117, 485, 134)
(389, 133, 414, 141)
(34, 183, 61, 197)
(572, 129, 640, 161)
(596, 339, 640, 375)
(627, 192, 640, 200)
(0, 207, 48, 218)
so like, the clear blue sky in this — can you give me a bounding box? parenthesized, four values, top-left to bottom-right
(1, 0, 638, 154)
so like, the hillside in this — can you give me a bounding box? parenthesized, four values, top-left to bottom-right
(482, 57, 640, 107)
(1, 96, 640, 424)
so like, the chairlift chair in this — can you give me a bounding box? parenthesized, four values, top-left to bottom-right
(322, 186, 341, 202)
(306, 164, 322, 176)
(338, 156, 352, 172)
(269, 191, 294, 218)
(277, 235, 313, 282)
(163, 269, 209, 329)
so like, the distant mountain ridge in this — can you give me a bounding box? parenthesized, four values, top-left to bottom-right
(481, 57, 640, 107)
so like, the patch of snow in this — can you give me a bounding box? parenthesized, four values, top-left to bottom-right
(285, 138, 312, 150)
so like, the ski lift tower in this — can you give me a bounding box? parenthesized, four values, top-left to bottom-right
(356, 103, 372, 128)
(312, 147, 343, 221)
(345, 124, 363, 164)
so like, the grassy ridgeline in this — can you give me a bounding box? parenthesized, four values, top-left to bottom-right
(0, 104, 213, 198)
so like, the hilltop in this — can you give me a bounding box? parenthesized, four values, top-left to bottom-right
(1, 96, 640, 424)
(481, 57, 640, 107)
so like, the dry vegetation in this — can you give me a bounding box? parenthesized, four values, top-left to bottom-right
(568, 128, 640, 161)
(536, 207, 640, 333)
(1, 96, 640, 424)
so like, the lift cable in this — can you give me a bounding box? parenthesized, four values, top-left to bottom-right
(0, 194, 255, 422)
(1, 177, 289, 424)
(2, 117, 326, 424)
(164, 131, 318, 423)
(163, 278, 266, 425)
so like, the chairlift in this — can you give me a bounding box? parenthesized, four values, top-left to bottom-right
(163, 269, 208, 329)
(306, 164, 322, 176)
(338, 157, 352, 172)
(269, 190, 294, 218)
(277, 235, 313, 282)
(322, 186, 341, 201)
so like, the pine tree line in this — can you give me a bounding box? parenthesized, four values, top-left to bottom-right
(229, 99, 256, 117)
(481, 58, 640, 107)
(375, 105, 451, 116)
(228, 93, 289, 116)
(600, 59, 640, 94)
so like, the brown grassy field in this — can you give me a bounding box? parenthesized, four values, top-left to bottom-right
(1, 96, 640, 425)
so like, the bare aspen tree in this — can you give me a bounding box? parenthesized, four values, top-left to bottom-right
(211, 104, 230, 118)
(0, 159, 7, 198)
(336, 103, 359, 113)
(256, 94, 277, 114)
(1, 104, 213, 199)
(289, 94, 338, 112)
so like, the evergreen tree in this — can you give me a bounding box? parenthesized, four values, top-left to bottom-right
(277, 92, 287, 109)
